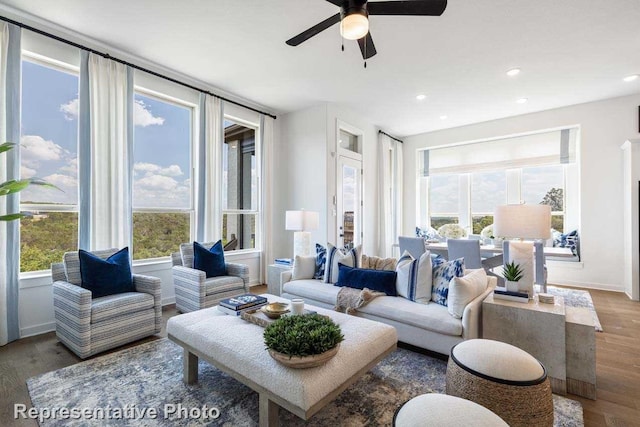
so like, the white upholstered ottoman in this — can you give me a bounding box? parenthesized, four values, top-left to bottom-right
(446, 339, 554, 427)
(394, 394, 508, 426)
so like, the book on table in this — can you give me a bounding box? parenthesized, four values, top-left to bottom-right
(493, 289, 530, 303)
(274, 258, 293, 266)
(219, 293, 268, 311)
(218, 302, 268, 316)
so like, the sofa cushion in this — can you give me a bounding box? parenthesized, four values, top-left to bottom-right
(431, 257, 465, 306)
(357, 296, 463, 337)
(324, 243, 360, 284)
(314, 243, 327, 280)
(361, 254, 397, 271)
(396, 250, 432, 303)
(204, 276, 245, 295)
(282, 280, 341, 305)
(292, 255, 316, 280)
(335, 264, 397, 296)
(448, 268, 488, 319)
(79, 247, 134, 298)
(91, 292, 154, 324)
(194, 241, 227, 278)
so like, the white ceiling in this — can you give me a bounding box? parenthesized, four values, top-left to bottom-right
(2, 0, 640, 136)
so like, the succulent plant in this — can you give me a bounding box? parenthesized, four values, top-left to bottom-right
(503, 261, 524, 282)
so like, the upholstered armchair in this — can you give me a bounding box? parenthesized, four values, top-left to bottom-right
(171, 242, 249, 313)
(51, 249, 162, 359)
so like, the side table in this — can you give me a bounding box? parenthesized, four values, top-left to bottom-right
(267, 264, 292, 296)
(482, 293, 567, 395)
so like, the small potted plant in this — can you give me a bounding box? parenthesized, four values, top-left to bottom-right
(503, 261, 524, 293)
(264, 314, 344, 369)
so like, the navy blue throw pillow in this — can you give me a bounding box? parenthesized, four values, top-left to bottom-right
(193, 241, 227, 278)
(335, 263, 398, 296)
(79, 247, 134, 299)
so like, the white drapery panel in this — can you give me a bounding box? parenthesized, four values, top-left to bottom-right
(421, 128, 577, 176)
(0, 22, 21, 346)
(260, 115, 274, 283)
(204, 96, 223, 241)
(88, 54, 133, 250)
(377, 132, 403, 257)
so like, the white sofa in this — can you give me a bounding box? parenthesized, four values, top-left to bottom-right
(280, 272, 497, 355)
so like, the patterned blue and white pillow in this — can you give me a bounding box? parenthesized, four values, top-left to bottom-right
(431, 257, 465, 306)
(314, 243, 327, 280)
(554, 229, 579, 257)
(396, 250, 432, 303)
(324, 243, 360, 284)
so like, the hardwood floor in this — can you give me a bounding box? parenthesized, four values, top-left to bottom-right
(1, 284, 639, 426)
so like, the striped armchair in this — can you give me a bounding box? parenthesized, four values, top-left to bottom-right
(51, 249, 162, 359)
(171, 242, 249, 313)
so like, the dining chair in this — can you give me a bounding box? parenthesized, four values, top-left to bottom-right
(398, 236, 426, 260)
(447, 239, 482, 269)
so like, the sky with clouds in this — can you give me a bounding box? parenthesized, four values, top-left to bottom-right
(20, 61, 191, 209)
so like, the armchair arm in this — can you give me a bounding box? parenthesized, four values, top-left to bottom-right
(51, 262, 67, 282)
(52, 280, 92, 358)
(461, 276, 497, 340)
(134, 274, 162, 333)
(226, 262, 250, 289)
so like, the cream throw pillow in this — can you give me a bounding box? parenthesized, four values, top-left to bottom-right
(447, 268, 488, 319)
(395, 250, 432, 303)
(292, 255, 317, 280)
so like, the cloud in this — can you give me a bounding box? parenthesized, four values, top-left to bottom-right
(59, 158, 78, 177)
(44, 173, 78, 188)
(134, 100, 165, 127)
(136, 174, 178, 191)
(21, 135, 64, 168)
(133, 162, 183, 177)
(60, 98, 79, 121)
(21, 166, 37, 179)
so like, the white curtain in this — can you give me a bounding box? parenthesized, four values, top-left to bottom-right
(202, 96, 223, 242)
(260, 115, 275, 283)
(88, 54, 133, 250)
(0, 22, 21, 345)
(377, 132, 403, 257)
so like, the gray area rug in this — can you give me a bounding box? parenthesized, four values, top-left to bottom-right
(546, 285, 603, 331)
(27, 339, 583, 426)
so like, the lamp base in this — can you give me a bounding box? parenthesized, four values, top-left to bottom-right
(293, 231, 312, 258)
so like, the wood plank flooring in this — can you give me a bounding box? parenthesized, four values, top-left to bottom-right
(1, 284, 639, 426)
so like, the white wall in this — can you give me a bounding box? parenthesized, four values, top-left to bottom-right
(403, 93, 640, 292)
(273, 103, 381, 258)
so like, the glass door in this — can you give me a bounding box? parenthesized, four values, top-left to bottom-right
(337, 156, 362, 248)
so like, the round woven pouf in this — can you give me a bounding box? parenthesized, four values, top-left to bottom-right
(446, 339, 554, 427)
(393, 393, 508, 427)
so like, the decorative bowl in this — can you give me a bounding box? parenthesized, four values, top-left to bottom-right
(268, 344, 340, 369)
(262, 302, 290, 319)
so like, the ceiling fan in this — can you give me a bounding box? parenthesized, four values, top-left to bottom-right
(285, 0, 448, 62)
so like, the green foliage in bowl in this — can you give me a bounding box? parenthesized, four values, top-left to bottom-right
(263, 314, 344, 357)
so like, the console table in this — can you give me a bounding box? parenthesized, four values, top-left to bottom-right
(482, 293, 595, 399)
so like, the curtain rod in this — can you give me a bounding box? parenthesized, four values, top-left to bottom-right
(0, 15, 277, 120)
(378, 130, 403, 143)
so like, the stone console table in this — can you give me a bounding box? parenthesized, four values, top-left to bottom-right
(482, 293, 596, 399)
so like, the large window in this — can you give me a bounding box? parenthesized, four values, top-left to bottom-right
(522, 165, 565, 232)
(222, 119, 258, 251)
(132, 92, 193, 260)
(471, 171, 507, 233)
(19, 58, 79, 272)
(428, 174, 459, 229)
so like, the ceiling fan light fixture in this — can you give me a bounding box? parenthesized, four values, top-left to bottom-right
(340, 12, 369, 40)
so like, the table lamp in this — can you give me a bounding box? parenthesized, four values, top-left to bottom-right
(285, 210, 320, 258)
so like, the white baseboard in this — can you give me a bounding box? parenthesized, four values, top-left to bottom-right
(162, 296, 176, 306)
(548, 279, 624, 292)
(20, 321, 55, 338)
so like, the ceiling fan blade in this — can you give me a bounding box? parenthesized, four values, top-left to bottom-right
(325, 0, 343, 5)
(286, 13, 341, 46)
(368, 0, 447, 16)
(357, 32, 377, 59)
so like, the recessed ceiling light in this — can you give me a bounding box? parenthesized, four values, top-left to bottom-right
(439, 115, 448, 120)
(416, 94, 426, 101)
(506, 68, 521, 77)
(623, 74, 639, 82)
(516, 98, 528, 104)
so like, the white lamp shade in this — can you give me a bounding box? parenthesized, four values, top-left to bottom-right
(493, 204, 551, 239)
(285, 210, 319, 231)
(340, 13, 369, 40)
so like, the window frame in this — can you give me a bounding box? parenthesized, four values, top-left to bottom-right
(19, 53, 80, 275)
(221, 114, 261, 254)
(131, 87, 197, 263)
